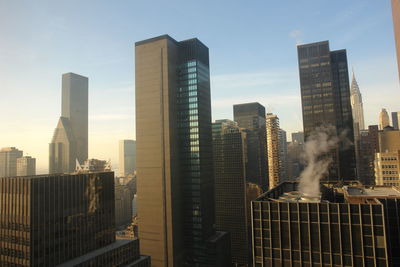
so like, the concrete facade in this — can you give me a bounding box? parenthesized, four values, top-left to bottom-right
(0, 147, 23, 177)
(16, 156, 36, 176)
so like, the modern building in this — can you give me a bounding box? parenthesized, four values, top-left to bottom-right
(375, 127, 400, 186)
(75, 158, 112, 173)
(16, 156, 36, 176)
(350, 72, 365, 131)
(287, 141, 304, 180)
(297, 41, 356, 182)
(49, 73, 88, 174)
(0, 172, 150, 267)
(251, 181, 400, 266)
(392, 111, 400, 130)
(278, 128, 288, 182)
(266, 113, 280, 188)
(392, 0, 400, 81)
(379, 108, 391, 130)
(358, 125, 379, 185)
(0, 147, 23, 177)
(115, 177, 134, 229)
(233, 102, 268, 190)
(291, 131, 304, 144)
(212, 119, 251, 266)
(135, 35, 230, 267)
(119, 140, 136, 177)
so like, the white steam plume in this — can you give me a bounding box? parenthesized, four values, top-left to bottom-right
(298, 125, 339, 197)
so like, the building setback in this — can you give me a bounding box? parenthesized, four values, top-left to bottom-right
(0, 147, 23, 177)
(16, 156, 36, 176)
(119, 140, 136, 177)
(49, 73, 88, 174)
(0, 172, 150, 266)
(135, 35, 230, 267)
(297, 41, 356, 182)
(234, 102, 268, 190)
(251, 182, 400, 266)
(379, 108, 390, 130)
(212, 119, 251, 266)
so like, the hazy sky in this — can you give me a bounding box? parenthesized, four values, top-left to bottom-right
(0, 0, 399, 173)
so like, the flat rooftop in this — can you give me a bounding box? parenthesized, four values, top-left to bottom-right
(345, 186, 400, 197)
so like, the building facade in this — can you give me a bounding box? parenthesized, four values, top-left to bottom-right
(297, 41, 356, 182)
(350, 72, 365, 131)
(278, 128, 288, 182)
(0, 147, 23, 177)
(16, 156, 36, 176)
(358, 125, 379, 185)
(392, 111, 400, 130)
(0, 172, 150, 267)
(251, 182, 400, 266)
(212, 119, 251, 266)
(233, 102, 268, 190)
(115, 177, 134, 229)
(291, 131, 304, 145)
(119, 140, 136, 177)
(135, 35, 230, 267)
(379, 108, 390, 130)
(266, 113, 280, 188)
(375, 128, 400, 186)
(393, 0, 400, 81)
(49, 73, 88, 174)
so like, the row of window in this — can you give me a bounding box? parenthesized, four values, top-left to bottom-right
(381, 164, 397, 169)
(383, 177, 399, 181)
(380, 157, 397, 161)
(382, 170, 398, 175)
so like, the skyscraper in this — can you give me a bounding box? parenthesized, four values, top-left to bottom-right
(297, 41, 356, 181)
(392, 111, 400, 129)
(392, 0, 400, 81)
(0, 172, 150, 266)
(278, 128, 288, 182)
(135, 35, 230, 267)
(291, 131, 304, 144)
(233, 102, 268, 190)
(119, 139, 136, 177)
(212, 119, 250, 266)
(379, 108, 390, 130)
(266, 113, 280, 188)
(0, 147, 23, 177)
(49, 73, 88, 173)
(358, 125, 379, 185)
(350, 72, 365, 131)
(16, 156, 36, 176)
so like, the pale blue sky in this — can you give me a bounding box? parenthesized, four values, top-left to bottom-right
(0, 0, 398, 172)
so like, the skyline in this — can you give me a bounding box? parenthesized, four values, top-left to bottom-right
(1, 1, 399, 173)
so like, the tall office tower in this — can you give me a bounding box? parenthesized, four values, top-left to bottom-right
(291, 131, 304, 144)
(233, 102, 268, 190)
(375, 127, 400, 186)
(135, 35, 230, 267)
(212, 119, 251, 266)
(297, 41, 356, 182)
(251, 181, 400, 266)
(350, 72, 365, 131)
(392, 0, 400, 81)
(358, 125, 379, 185)
(266, 113, 280, 188)
(16, 156, 36, 176)
(392, 111, 400, 129)
(49, 73, 88, 173)
(278, 128, 288, 182)
(0, 147, 23, 177)
(0, 172, 150, 266)
(379, 108, 390, 130)
(119, 139, 136, 177)
(287, 141, 304, 180)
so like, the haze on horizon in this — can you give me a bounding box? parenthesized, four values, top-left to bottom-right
(0, 0, 399, 173)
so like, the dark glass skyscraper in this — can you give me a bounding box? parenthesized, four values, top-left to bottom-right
(297, 41, 356, 181)
(233, 102, 268, 190)
(135, 35, 229, 267)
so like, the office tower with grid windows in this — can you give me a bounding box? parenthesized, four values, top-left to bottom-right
(16, 156, 36, 176)
(135, 35, 230, 267)
(297, 41, 356, 182)
(119, 140, 136, 177)
(0, 147, 23, 177)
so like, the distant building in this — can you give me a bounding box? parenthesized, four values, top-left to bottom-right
(252, 182, 400, 266)
(358, 125, 379, 185)
(287, 141, 304, 180)
(49, 73, 88, 174)
(119, 140, 136, 177)
(375, 127, 400, 186)
(297, 41, 356, 182)
(234, 102, 268, 190)
(115, 177, 134, 229)
(350, 72, 365, 131)
(75, 158, 111, 173)
(16, 156, 36, 176)
(379, 108, 390, 130)
(0, 147, 23, 177)
(291, 131, 304, 144)
(266, 113, 280, 188)
(0, 172, 150, 266)
(392, 111, 400, 130)
(135, 35, 230, 267)
(392, 0, 400, 81)
(279, 128, 288, 182)
(212, 119, 251, 266)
